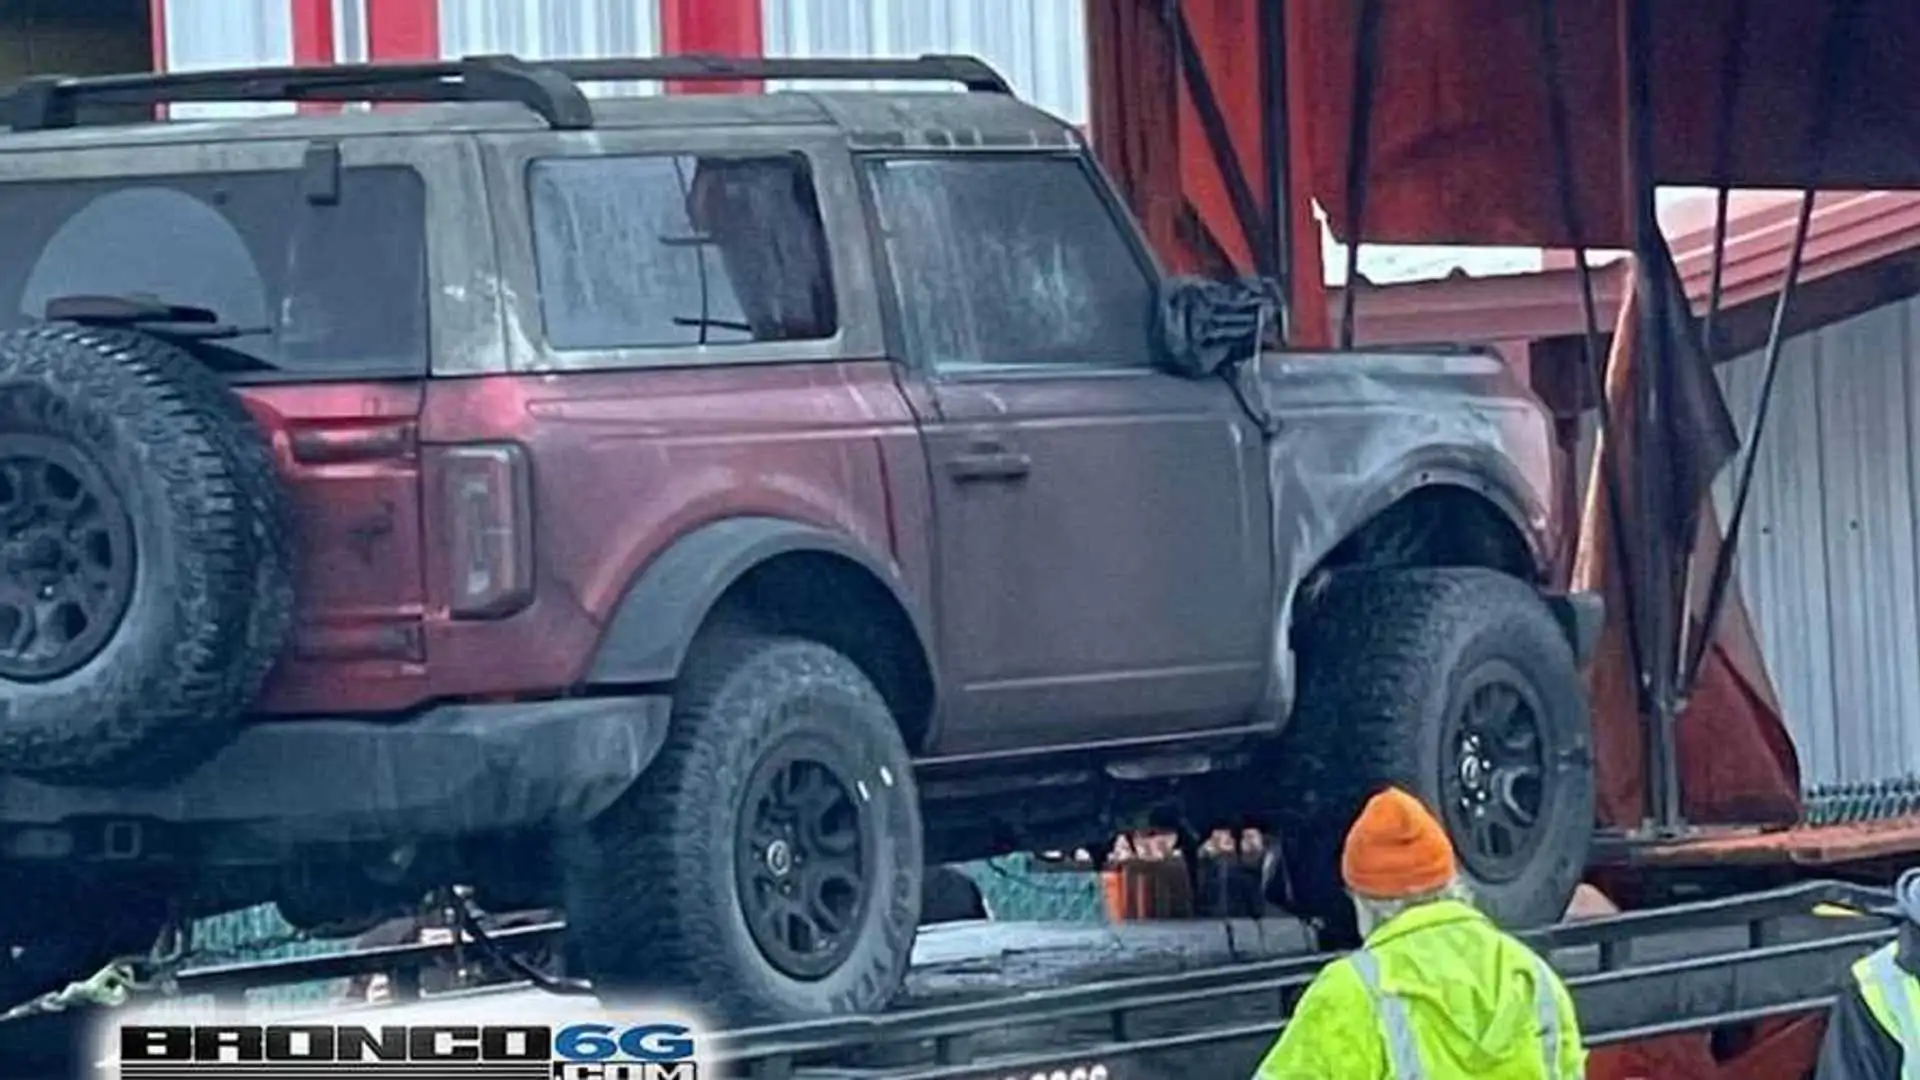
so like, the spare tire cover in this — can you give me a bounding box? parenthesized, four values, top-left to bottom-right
(0, 323, 293, 785)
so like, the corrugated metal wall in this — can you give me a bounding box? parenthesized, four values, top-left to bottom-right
(1575, 296, 1920, 790)
(439, 0, 661, 96)
(158, 0, 294, 117)
(762, 0, 1088, 124)
(331, 0, 369, 63)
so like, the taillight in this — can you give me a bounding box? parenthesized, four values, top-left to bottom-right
(441, 443, 533, 618)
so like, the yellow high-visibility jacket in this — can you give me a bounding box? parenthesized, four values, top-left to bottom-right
(1254, 899, 1586, 1080)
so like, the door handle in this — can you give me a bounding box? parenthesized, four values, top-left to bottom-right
(947, 446, 1032, 482)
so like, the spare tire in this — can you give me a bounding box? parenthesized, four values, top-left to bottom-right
(0, 323, 293, 785)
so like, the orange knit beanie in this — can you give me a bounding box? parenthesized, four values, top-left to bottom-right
(1341, 787, 1458, 899)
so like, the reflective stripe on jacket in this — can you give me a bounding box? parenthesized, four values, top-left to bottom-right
(1253, 899, 1586, 1080)
(1854, 942, 1920, 1080)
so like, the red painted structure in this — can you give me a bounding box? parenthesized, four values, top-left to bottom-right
(1336, 192, 1920, 357)
(660, 0, 764, 94)
(365, 0, 439, 62)
(1287, 0, 1920, 247)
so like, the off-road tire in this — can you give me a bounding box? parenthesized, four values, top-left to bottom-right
(0, 324, 294, 785)
(562, 633, 923, 1026)
(1269, 567, 1594, 947)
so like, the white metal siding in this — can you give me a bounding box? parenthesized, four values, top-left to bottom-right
(1575, 296, 1920, 789)
(333, 0, 370, 63)
(161, 0, 295, 118)
(439, 0, 661, 96)
(1714, 299, 1920, 788)
(763, 0, 1088, 125)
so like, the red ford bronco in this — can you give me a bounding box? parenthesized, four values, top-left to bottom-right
(0, 54, 1599, 1026)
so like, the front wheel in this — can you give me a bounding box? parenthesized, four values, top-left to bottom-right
(561, 633, 923, 1026)
(1268, 567, 1595, 946)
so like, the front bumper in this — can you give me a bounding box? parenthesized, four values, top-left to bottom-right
(0, 696, 670, 862)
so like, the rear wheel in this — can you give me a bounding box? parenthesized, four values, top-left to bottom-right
(561, 633, 922, 1025)
(1268, 567, 1594, 947)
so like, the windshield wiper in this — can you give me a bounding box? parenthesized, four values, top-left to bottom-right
(42, 293, 277, 372)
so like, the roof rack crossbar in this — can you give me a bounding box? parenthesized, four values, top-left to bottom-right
(549, 53, 1013, 93)
(0, 52, 1012, 133)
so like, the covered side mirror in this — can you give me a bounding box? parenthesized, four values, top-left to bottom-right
(1155, 276, 1279, 377)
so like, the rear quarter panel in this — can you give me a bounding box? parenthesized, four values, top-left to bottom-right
(417, 362, 924, 699)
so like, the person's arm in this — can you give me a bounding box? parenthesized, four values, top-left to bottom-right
(1815, 983, 1902, 1080)
(1253, 961, 1383, 1080)
(1550, 974, 1588, 1078)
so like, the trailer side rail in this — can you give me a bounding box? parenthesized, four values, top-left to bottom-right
(142, 880, 1896, 1079)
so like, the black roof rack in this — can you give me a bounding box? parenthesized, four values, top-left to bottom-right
(0, 52, 1014, 134)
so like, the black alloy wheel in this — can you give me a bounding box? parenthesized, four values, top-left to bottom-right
(0, 434, 136, 682)
(1439, 658, 1551, 883)
(735, 738, 875, 980)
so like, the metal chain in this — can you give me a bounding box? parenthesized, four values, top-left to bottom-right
(0, 960, 143, 1024)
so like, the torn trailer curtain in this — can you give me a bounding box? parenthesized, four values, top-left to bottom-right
(1572, 249, 1799, 829)
(1287, 0, 1920, 247)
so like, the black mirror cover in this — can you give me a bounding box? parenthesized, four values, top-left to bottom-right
(1155, 276, 1279, 377)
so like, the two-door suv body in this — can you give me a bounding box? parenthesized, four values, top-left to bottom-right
(0, 55, 1599, 1024)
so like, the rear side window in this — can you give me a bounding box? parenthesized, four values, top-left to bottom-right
(0, 166, 428, 379)
(528, 153, 837, 352)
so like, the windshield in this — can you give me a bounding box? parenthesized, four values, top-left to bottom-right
(0, 165, 428, 378)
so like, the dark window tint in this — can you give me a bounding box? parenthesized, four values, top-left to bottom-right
(528, 154, 837, 351)
(865, 155, 1156, 371)
(0, 166, 428, 378)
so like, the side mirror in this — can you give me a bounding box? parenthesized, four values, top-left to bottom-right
(1155, 276, 1279, 378)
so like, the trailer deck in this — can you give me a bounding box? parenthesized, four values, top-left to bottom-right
(91, 879, 1895, 1080)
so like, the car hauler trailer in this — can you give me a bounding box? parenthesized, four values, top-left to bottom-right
(98, 878, 1892, 1080)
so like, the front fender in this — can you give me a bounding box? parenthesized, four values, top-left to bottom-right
(583, 516, 931, 687)
(1334, 448, 1556, 575)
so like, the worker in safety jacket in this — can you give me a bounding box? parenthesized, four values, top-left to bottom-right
(1253, 787, 1586, 1080)
(1814, 867, 1920, 1080)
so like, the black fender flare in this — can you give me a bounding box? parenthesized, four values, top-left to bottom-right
(1345, 450, 1554, 576)
(1359, 459, 1603, 660)
(1268, 450, 1555, 723)
(583, 516, 936, 688)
